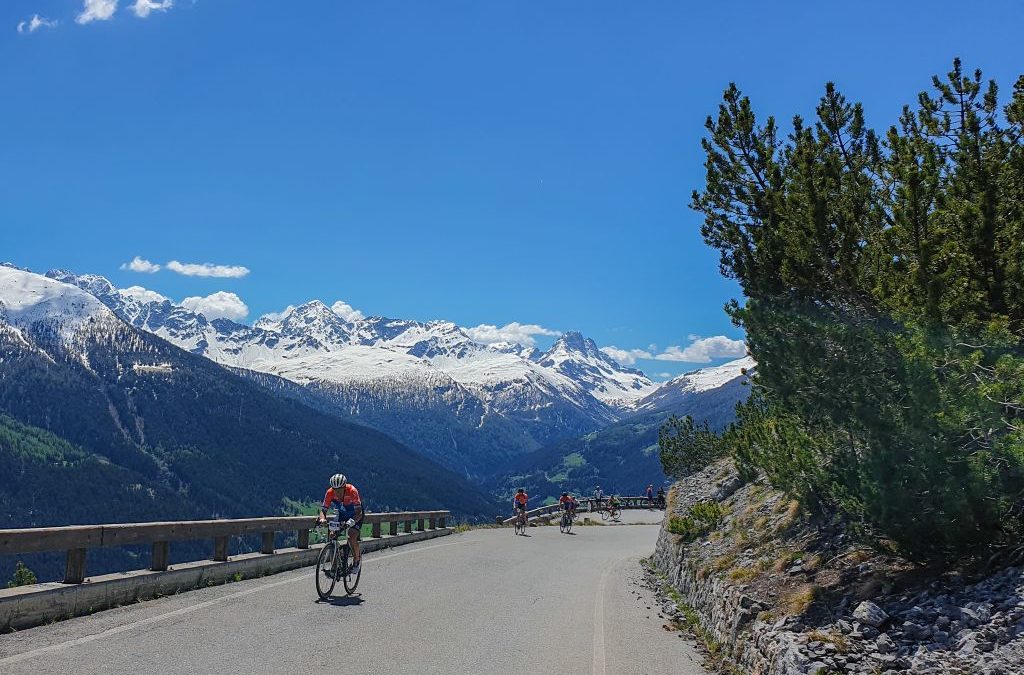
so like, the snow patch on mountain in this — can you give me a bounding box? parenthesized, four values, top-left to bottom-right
(0, 267, 113, 337)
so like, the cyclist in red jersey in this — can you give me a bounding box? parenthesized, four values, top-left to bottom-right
(317, 473, 364, 575)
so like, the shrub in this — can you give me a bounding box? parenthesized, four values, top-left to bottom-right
(7, 561, 37, 588)
(668, 501, 725, 542)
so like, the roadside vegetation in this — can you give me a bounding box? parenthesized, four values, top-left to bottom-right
(663, 59, 1024, 564)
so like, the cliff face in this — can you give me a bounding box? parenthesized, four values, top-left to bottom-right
(652, 461, 1024, 674)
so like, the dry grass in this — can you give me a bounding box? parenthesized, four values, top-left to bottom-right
(806, 629, 852, 654)
(728, 567, 759, 583)
(781, 584, 820, 616)
(711, 552, 738, 573)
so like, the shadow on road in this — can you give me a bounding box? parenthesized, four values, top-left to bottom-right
(317, 594, 365, 607)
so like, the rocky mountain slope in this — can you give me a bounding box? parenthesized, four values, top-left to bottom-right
(653, 460, 1024, 675)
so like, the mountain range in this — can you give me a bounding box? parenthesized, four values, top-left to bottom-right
(0, 263, 754, 544)
(47, 269, 664, 476)
(489, 357, 754, 502)
(0, 265, 497, 531)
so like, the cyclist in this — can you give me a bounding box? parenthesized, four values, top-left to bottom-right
(513, 488, 529, 520)
(317, 473, 364, 576)
(608, 494, 621, 517)
(559, 491, 576, 520)
(656, 486, 666, 509)
(646, 484, 655, 507)
(592, 485, 604, 512)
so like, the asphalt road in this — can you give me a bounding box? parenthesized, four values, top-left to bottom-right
(0, 511, 707, 675)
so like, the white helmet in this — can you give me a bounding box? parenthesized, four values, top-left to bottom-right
(330, 473, 347, 489)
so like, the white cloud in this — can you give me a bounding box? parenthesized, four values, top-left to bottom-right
(331, 301, 364, 322)
(77, 0, 118, 24)
(180, 291, 249, 321)
(17, 15, 57, 33)
(656, 372, 673, 379)
(655, 335, 747, 363)
(120, 256, 161, 273)
(258, 306, 295, 324)
(131, 0, 173, 18)
(119, 286, 169, 304)
(465, 322, 560, 348)
(600, 335, 747, 365)
(600, 346, 653, 366)
(166, 260, 250, 278)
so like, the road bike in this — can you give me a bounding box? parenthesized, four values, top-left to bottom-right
(314, 519, 361, 599)
(513, 509, 528, 535)
(559, 510, 574, 534)
(606, 504, 621, 522)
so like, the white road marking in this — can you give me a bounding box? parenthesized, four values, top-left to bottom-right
(592, 560, 613, 675)
(0, 539, 468, 666)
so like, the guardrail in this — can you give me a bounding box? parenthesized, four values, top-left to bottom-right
(499, 496, 664, 525)
(0, 510, 449, 632)
(0, 511, 448, 585)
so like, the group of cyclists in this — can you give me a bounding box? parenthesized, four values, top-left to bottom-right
(311, 473, 668, 583)
(511, 482, 667, 527)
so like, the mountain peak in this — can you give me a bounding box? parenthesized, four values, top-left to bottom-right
(0, 267, 113, 334)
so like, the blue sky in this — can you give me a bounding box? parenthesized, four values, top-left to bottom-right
(4, 1, 1023, 379)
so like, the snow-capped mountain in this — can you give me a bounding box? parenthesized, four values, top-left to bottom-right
(45, 269, 660, 474)
(0, 266, 114, 339)
(38, 267, 747, 476)
(634, 356, 756, 413)
(536, 331, 655, 406)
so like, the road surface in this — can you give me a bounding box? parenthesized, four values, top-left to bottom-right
(0, 511, 707, 675)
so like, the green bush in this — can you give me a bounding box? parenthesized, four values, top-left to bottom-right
(668, 501, 725, 542)
(692, 59, 1024, 562)
(7, 561, 37, 588)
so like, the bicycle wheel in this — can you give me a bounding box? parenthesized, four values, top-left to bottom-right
(564, 514, 573, 534)
(341, 544, 360, 595)
(315, 541, 338, 600)
(559, 513, 568, 533)
(600, 508, 610, 521)
(611, 508, 621, 521)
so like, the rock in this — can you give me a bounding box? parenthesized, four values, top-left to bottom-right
(806, 661, 830, 675)
(876, 634, 897, 653)
(853, 601, 890, 628)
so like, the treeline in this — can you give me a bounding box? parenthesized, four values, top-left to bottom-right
(664, 60, 1024, 563)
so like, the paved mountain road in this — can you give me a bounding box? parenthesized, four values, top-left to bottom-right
(0, 513, 707, 675)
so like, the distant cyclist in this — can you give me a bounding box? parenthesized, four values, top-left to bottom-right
(513, 488, 529, 518)
(609, 494, 621, 515)
(592, 485, 604, 511)
(646, 484, 655, 507)
(559, 491, 576, 518)
(656, 486, 666, 509)
(317, 473, 364, 576)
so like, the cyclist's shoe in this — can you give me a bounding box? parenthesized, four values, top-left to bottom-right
(348, 561, 361, 576)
